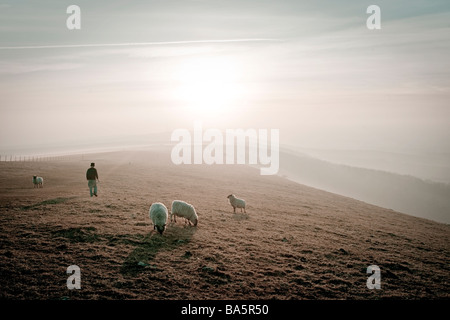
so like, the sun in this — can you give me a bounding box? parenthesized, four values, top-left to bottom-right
(174, 56, 242, 118)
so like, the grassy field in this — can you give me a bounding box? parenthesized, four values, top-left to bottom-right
(0, 149, 448, 300)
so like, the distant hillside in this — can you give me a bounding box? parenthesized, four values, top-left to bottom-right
(293, 148, 450, 184)
(278, 149, 450, 224)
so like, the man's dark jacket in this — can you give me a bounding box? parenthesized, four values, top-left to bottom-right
(86, 168, 98, 180)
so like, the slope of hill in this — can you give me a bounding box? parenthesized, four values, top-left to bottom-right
(278, 149, 450, 224)
(0, 150, 448, 300)
(295, 148, 450, 184)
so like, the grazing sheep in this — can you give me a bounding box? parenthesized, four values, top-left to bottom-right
(227, 194, 246, 213)
(171, 200, 198, 226)
(32, 176, 44, 188)
(149, 202, 169, 235)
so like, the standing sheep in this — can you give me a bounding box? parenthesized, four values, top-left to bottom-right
(149, 202, 169, 235)
(171, 200, 198, 226)
(227, 194, 246, 213)
(32, 176, 44, 188)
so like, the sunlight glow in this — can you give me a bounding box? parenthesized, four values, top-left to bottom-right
(174, 56, 242, 118)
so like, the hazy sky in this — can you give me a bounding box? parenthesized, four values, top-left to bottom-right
(1, 0, 449, 154)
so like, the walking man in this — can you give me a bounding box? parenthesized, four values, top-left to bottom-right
(86, 162, 99, 197)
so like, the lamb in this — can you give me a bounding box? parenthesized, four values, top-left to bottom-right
(227, 194, 246, 213)
(171, 200, 198, 226)
(32, 176, 44, 188)
(149, 202, 169, 235)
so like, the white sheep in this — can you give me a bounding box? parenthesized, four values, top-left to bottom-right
(227, 194, 246, 213)
(171, 200, 198, 226)
(32, 176, 44, 188)
(149, 202, 169, 235)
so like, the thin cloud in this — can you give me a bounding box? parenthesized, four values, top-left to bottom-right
(0, 38, 282, 50)
(0, 62, 82, 75)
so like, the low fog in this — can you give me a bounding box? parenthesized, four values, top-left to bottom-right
(279, 147, 450, 224)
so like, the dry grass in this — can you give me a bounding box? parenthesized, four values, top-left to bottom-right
(0, 150, 449, 300)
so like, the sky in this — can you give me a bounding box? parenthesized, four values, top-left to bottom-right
(1, 0, 450, 156)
